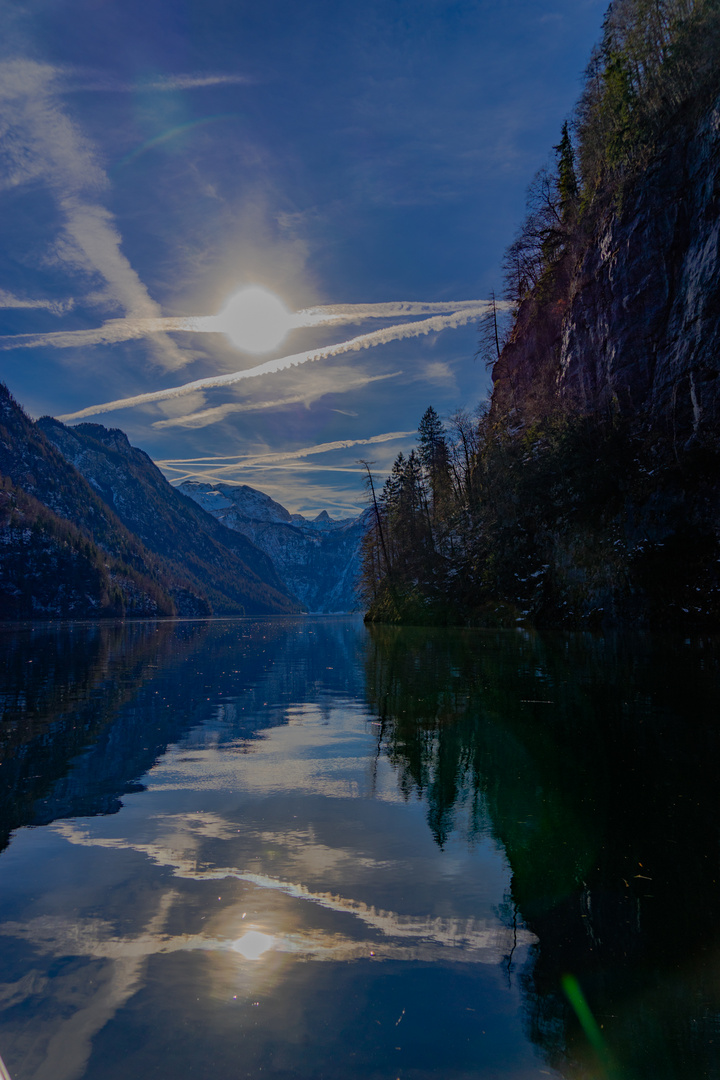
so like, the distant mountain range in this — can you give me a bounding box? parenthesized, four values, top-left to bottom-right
(0, 383, 367, 620)
(179, 481, 370, 613)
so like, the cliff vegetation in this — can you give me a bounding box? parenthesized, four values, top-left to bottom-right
(362, 0, 720, 629)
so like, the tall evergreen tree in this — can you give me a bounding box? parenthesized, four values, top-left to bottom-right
(417, 407, 450, 519)
(553, 121, 579, 215)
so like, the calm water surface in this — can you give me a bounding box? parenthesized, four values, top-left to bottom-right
(0, 617, 718, 1080)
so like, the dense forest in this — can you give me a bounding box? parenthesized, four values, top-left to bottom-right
(361, 0, 720, 629)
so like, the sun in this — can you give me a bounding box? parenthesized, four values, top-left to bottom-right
(217, 286, 292, 353)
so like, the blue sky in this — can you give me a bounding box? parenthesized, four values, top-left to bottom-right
(0, 0, 606, 516)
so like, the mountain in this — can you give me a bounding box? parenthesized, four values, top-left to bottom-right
(362, 0, 720, 630)
(0, 385, 203, 617)
(36, 417, 301, 617)
(179, 481, 370, 613)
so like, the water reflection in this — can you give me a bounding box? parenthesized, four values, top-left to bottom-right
(232, 931, 275, 959)
(364, 625, 720, 1080)
(0, 620, 189, 845)
(0, 617, 543, 1080)
(0, 617, 366, 840)
(0, 618, 717, 1079)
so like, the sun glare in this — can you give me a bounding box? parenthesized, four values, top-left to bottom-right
(217, 286, 291, 353)
(232, 930, 276, 960)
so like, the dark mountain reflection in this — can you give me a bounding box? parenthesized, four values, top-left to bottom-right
(364, 625, 720, 1080)
(0, 617, 364, 850)
(0, 620, 197, 846)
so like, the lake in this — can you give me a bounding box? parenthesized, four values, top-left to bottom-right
(0, 616, 718, 1080)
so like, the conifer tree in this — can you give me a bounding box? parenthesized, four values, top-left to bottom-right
(553, 121, 578, 216)
(417, 407, 450, 519)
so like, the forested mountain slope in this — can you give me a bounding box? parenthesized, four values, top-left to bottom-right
(362, 0, 720, 629)
(0, 385, 300, 618)
(38, 418, 300, 617)
(0, 385, 203, 617)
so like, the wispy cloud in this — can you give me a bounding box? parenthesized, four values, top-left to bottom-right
(156, 430, 414, 483)
(67, 71, 254, 93)
(0, 59, 187, 369)
(422, 360, 457, 384)
(0, 289, 74, 314)
(0, 317, 182, 351)
(240, 474, 370, 516)
(151, 370, 403, 429)
(148, 73, 253, 91)
(0, 299, 505, 352)
(54, 302, 501, 420)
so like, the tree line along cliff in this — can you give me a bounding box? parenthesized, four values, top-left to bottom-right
(361, 0, 720, 629)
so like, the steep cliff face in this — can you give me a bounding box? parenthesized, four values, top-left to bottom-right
(484, 93, 720, 629)
(494, 94, 720, 447)
(559, 97, 720, 442)
(180, 481, 369, 613)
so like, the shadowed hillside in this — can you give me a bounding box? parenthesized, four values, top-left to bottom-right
(0, 386, 202, 617)
(38, 417, 301, 617)
(362, 0, 720, 630)
(0, 384, 300, 618)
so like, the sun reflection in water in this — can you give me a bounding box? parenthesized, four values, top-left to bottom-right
(232, 930, 276, 960)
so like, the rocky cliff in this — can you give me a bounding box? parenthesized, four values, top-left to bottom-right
(474, 85, 720, 627)
(180, 481, 369, 613)
(494, 94, 720, 448)
(560, 97, 720, 442)
(363, 4, 720, 630)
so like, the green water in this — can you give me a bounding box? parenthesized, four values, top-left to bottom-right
(0, 617, 718, 1079)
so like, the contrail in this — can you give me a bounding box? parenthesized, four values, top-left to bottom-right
(0, 298, 509, 351)
(158, 429, 415, 463)
(151, 371, 403, 429)
(167, 464, 368, 484)
(156, 431, 415, 483)
(0, 316, 195, 351)
(0, 289, 75, 314)
(57, 306, 498, 421)
(294, 299, 505, 327)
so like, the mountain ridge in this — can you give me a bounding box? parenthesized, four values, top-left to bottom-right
(179, 480, 369, 613)
(0, 385, 301, 619)
(0, 385, 203, 617)
(37, 417, 301, 617)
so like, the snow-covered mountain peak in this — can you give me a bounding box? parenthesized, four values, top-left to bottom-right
(179, 481, 291, 524)
(179, 480, 369, 613)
